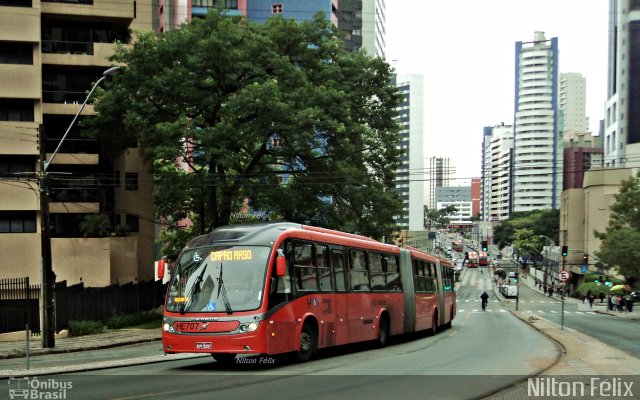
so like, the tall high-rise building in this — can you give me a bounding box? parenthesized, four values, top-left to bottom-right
(424, 157, 453, 210)
(158, 1, 387, 59)
(394, 74, 424, 231)
(512, 31, 562, 212)
(604, 0, 640, 168)
(0, 0, 155, 285)
(481, 124, 513, 222)
(559, 72, 589, 140)
(362, 0, 386, 58)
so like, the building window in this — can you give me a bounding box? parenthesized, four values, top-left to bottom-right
(0, 42, 33, 65)
(0, 99, 34, 122)
(125, 172, 138, 191)
(272, 3, 282, 13)
(0, 156, 36, 177)
(0, 211, 37, 233)
(0, 0, 31, 6)
(125, 214, 139, 232)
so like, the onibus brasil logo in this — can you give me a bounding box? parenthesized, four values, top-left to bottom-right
(8, 377, 73, 399)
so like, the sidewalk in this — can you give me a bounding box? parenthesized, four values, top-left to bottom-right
(0, 328, 161, 360)
(520, 273, 640, 320)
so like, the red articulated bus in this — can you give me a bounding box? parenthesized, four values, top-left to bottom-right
(157, 222, 456, 363)
(479, 251, 488, 267)
(467, 251, 479, 268)
(451, 241, 463, 252)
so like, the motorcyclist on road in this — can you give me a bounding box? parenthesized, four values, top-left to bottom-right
(480, 291, 489, 311)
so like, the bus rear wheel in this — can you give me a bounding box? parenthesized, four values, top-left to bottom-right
(376, 315, 390, 348)
(295, 323, 316, 362)
(212, 353, 237, 364)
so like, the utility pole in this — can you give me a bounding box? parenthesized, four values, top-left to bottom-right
(38, 124, 56, 348)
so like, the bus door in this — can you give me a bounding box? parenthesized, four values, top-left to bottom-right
(331, 248, 350, 345)
(434, 259, 446, 326)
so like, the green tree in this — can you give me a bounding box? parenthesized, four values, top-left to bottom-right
(595, 172, 640, 285)
(85, 11, 403, 245)
(423, 205, 458, 231)
(79, 214, 112, 238)
(493, 209, 559, 250)
(512, 228, 543, 269)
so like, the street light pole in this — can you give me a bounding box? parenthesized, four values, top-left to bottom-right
(39, 66, 122, 348)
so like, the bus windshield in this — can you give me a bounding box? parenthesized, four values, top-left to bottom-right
(165, 246, 271, 313)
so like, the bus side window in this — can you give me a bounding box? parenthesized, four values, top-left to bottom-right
(369, 252, 385, 291)
(385, 254, 401, 292)
(350, 249, 370, 291)
(332, 249, 346, 292)
(293, 242, 318, 292)
(317, 244, 332, 292)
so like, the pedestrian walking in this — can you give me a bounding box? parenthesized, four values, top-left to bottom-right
(607, 294, 613, 311)
(627, 296, 634, 312)
(588, 293, 595, 308)
(599, 292, 605, 303)
(613, 294, 621, 312)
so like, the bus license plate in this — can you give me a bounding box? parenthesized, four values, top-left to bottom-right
(196, 342, 212, 350)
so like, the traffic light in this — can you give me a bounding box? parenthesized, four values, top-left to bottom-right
(482, 241, 488, 252)
(513, 272, 519, 283)
(582, 254, 589, 267)
(594, 276, 600, 284)
(562, 245, 568, 257)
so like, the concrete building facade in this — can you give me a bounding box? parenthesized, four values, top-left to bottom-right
(0, 0, 155, 286)
(394, 74, 424, 231)
(481, 124, 513, 222)
(512, 31, 562, 212)
(424, 157, 453, 210)
(604, 0, 640, 169)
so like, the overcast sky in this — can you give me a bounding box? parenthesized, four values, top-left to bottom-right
(385, 1, 609, 184)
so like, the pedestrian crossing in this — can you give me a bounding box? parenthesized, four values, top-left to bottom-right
(457, 309, 598, 315)
(456, 299, 560, 304)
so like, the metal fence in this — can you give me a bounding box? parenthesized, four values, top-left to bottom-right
(0, 278, 165, 334)
(0, 278, 40, 334)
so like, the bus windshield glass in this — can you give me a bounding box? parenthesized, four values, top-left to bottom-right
(165, 246, 271, 313)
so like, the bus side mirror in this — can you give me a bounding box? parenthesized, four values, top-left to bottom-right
(276, 256, 286, 277)
(157, 257, 166, 279)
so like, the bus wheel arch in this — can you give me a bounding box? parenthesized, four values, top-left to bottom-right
(429, 308, 438, 336)
(295, 317, 318, 362)
(376, 311, 390, 348)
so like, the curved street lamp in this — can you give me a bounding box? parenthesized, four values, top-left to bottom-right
(39, 66, 122, 348)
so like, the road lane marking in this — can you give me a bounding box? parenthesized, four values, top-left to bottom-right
(114, 390, 181, 400)
(448, 330, 458, 337)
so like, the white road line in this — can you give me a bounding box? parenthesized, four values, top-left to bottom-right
(575, 311, 584, 314)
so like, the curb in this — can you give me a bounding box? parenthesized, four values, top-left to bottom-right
(0, 337, 162, 360)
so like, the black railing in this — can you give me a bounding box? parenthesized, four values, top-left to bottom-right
(0, 278, 39, 334)
(41, 0, 93, 5)
(0, 278, 164, 334)
(42, 90, 89, 104)
(42, 40, 94, 55)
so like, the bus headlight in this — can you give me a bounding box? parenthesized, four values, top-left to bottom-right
(238, 322, 259, 332)
(163, 323, 170, 332)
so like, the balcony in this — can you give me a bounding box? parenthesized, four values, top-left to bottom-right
(41, 0, 134, 20)
(0, 64, 40, 98)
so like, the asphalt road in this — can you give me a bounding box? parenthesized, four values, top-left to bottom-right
(38, 267, 558, 400)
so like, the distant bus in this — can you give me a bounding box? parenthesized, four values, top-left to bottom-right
(157, 222, 456, 363)
(467, 251, 479, 268)
(479, 251, 488, 267)
(452, 241, 463, 252)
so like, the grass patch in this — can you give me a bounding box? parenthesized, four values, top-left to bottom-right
(106, 310, 163, 330)
(69, 320, 104, 337)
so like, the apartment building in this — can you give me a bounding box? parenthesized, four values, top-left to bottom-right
(0, 0, 155, 285)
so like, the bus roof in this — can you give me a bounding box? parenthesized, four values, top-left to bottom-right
(184, 222, 381, 250)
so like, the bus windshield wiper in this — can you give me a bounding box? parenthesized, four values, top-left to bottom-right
(216, 263, 233, 314)
(180, 263, 207, 315)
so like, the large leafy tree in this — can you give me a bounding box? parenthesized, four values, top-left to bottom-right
(595, 172, 640, 285)
(423, 205, 458, 232)
(86, 12, 403, 247)
(493, 209, 559, 250)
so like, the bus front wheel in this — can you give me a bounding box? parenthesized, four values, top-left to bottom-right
(295, 323, 316, 362)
